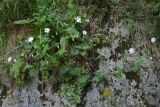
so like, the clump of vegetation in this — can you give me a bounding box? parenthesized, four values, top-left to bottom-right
(0, 0, 110, 104)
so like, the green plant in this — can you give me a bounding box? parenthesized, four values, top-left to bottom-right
(132, 57, 144, 72)
(93, 71, 106, 83)
(4, 0, 100, 104)
(114, 67, 124, 78)
(56, 84, 81, 104)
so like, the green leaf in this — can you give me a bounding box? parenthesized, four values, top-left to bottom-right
(47, 55, 59, 64)
(29, 69, 39, 78)
(14, 18, 34, 24)
(34, 44, 49, 59)
(77, 75, 89, 85)
(132, 59, 144, 72)
(75, 43, 90, 50)
(93, 71, 106, 83)
(24, 41, 32, 49)
(23, 64, 33, 72)
(10, 59, 24, 84)
(65, 27, 79, 40)
(42, 44, 49, 55)
(70, 67, 81, 76)
(58, 36, 69, 55)
(71, 48, 79, 56)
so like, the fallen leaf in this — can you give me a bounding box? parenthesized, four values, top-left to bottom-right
(103, 87, 113, 96)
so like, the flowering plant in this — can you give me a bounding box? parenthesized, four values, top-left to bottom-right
(7, 0, 99, 104)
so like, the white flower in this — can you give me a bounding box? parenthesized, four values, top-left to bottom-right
(82, 30, 87, 35)
(14, 59, 16, 62)
(8, 57, 12, 62)
(149, 57, 152, 60)
(130, 79, 137, 87)
(21, 53, 24, 56)
(151, 37, 156, 43)
(86, 19, 89, 22)
(74, 16, 81, 23)
(44, 28, 50, 33)
(129, 48, 135, 54)
(27, 37, 34, 43)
